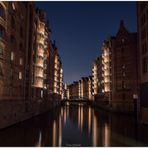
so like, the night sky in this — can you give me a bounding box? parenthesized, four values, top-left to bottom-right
(36, 2, 137, 84)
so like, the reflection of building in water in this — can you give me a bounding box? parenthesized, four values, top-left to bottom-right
(78, 105, 81, 129)
(63, 105, 69, 125)
(88, 107, 92, 133)
(104, 123, 110, 147)
(58, 111, 62, 146)
(36, 131, 42, 147)
(52, 120, 56, 146)
(80, 105, 84, 131)
(92, 110, 97, 146)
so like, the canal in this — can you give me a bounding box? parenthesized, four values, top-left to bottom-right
(0, 104, 148, 147)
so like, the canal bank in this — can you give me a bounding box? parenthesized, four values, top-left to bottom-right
(0, 95, 61, 130)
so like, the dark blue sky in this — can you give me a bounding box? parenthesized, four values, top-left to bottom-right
(36, 2, 137, 84)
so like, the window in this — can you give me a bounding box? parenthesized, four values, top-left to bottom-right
(0, 64, 3, 77)
(0, 25, 5, 38)
(10, 35, 16, 44)
(41, 90, 43, 98)
(19, 43, 23, 51)
(0, 47, 3, 56)
(19, 72, 22, 79)
(141, 13, 146, 26)
(142, 42, 147, 54)
(141, 28, 146, 40)
(121, 38, 125, 44)
(122, 72, 126, 77)
(122, 81, 126, 89)
(11, 52, 14, 61)
(122, 65, 125, 69)
(0, 4, 5, 20)
(20, 26, 23, 38)
(142, 57, 148, 73)
(11, 17, 15, 29)
(19, 58, 23, 65)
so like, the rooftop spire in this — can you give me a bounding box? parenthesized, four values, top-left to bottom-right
(120, 20, 124, 27)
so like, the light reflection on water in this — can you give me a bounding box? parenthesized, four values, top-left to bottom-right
(0, 103, 148, 146)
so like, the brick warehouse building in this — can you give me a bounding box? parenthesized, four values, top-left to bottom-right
(0, 2, 33, 100)
(93, 21, 139, 113)
(111, 21, 139, 112)
(0, 2, 64, 129)
(137, 2, 148, 124)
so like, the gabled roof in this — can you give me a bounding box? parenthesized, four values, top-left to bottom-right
(116, 20, 129, 38)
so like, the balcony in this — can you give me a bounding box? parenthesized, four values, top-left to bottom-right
(37, 22, 45, 35)
(35, 70, 44, 78)
(37, 35, 44, 45)
(36, 59, 44, 68)
(34, 79, 44, 88)
(37, 48, 44, 57)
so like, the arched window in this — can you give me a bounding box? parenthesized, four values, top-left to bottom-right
(10, 35, 16, 44)
(0, 4, 5, 20)
(19, 43, 23, 51)
(0, 25, 5, 38)
(0, 47, 3, 56)
(20, 26, 23, 38)
(11, 16, 15, 29)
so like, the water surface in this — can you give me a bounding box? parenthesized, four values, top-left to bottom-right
(0, 104, 148, 146)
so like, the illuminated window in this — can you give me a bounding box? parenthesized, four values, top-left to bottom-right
(20, 58, 22, 65)
(19, 72, 22, 79)
(121, 38, 125, 44)
(122, 65, 125, 69)
(41, 90, 43, 98)
(11, 52, 14, 61)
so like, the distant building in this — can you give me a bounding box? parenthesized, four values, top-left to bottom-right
(92, 56, 104, 101)
(68, 76, 92, 100)
(102, 40, 112, 105)
(53, 43, 64, 98)
(82, 76, 92, 100)
(137, 2, 148, 124)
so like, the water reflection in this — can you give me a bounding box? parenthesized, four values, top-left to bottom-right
(0, 104, 148, 146)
